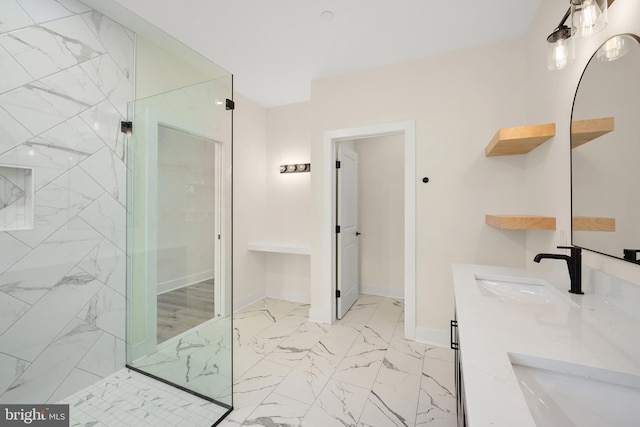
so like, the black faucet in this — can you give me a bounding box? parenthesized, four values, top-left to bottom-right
(534, 246, 583, 294)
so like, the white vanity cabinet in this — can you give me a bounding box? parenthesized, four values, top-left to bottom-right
(452, 263, 640, 426)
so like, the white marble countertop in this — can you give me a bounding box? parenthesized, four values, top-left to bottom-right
(452, 263, 640, 426)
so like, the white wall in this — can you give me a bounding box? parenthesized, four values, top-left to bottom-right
(524, 0, 640, 287)
(233, 93, 269, 309)
(135, 36, 212, 99)
(262, 102, 312, 303)
(354, 135, 404, 298)
(99, 0, 640, 342)
(302, 37, 530, 340)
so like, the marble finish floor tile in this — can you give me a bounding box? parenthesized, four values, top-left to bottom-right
(62, 295, 456, 426)
(221, 295, 457, 427)
(129, 315, 233, 403)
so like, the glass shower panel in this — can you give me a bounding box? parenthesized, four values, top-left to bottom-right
(125, 76, 233, 417)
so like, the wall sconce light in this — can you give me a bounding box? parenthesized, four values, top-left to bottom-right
(547, 13, 574, 71)
(120, 121, 132, 136)
(546, 0, 613, 71)
(280, 163, 311, 174)
(571, 0, 607, 39)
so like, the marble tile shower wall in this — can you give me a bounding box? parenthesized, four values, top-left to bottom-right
(0, 0, 134, 403)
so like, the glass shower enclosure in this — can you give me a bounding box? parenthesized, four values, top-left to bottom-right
(125, 76, 233, 420)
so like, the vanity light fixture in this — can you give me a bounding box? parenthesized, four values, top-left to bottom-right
(547, 10, 574, 71)
(571, 0, 607, 39)
(546, 0, 613, 71)
(280, 163, 311, 174)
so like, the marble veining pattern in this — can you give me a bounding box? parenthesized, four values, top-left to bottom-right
(78, 239, 126, 296)
(0, 107, 32, 155)
(59, 369, 229, 427)
(80, 11, 135, 84)
(80, 53, 133, 117)
(131, 316, 233, 403)
(0, 233, 30, 275)
(76, 332, 125, 378)
(0, 64, 105, 136)
(9, 167, 104, 248)
(59, 295, 454, 426)
(0, 218, 104, 304)
(0, 14, 105, 80)
(79, 146, 126, 205)
(0, 170, 25, 209)
(14, 0, 79, 24)
(77, 284, 126, 340)
(0, 291, 30, 336)
(79, 99, 126, 161)
(0, 44, 33, 94)
(1, 318, 103, 404)
(29, 115, 105, 158)
(225, 296, 456, 426)
(78, 192, 126, 251)
(0, 266, 103, 362)
(0, 0, 132, 404)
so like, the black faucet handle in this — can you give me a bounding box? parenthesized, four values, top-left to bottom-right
(623, 249, 640, 261)
(557, 245, 581, 254)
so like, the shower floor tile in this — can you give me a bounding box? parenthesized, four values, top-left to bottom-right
(59, 369, 229, 426)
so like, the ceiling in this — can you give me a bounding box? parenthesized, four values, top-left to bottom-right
(98, 0, 541, 107)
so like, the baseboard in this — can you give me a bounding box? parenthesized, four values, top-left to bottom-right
(414, 326, 449, 348)
(265, 289, 310, 304)
(309, 307, 332, 324)
(359, 284, 404, 299)
(233, 289, 266, 313)
(157, 270, 214, 294)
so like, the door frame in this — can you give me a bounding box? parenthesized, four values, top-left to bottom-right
(127, 107, 225, 361)
(322, 120, 416, 339)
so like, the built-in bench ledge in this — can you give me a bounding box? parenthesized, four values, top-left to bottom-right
(248, 241, 311, 255)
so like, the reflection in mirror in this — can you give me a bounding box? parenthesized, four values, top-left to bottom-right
(571, 34, 640, 262)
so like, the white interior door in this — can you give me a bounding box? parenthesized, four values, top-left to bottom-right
(337, 144, 359, 319)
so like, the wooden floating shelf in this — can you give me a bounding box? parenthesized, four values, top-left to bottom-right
(485, 123, 556, 157)
(486, 215, 556, 230)
(571, 117, 614, 148)
(572, 216, 616, 232)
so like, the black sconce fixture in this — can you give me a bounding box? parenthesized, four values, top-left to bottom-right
(547, 0, 613, 70)
(280, 163, 311, 174)
(120, 121, 132, 136)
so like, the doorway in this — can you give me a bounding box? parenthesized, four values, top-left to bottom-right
(323, 120, 416, 339)
(156, 125, 221, 344)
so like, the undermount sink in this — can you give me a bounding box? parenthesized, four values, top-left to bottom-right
(510, 353, 640, 427)
(474, 274, 573, 305)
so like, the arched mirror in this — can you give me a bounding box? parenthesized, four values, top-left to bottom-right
(571, 34, 640, 263)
